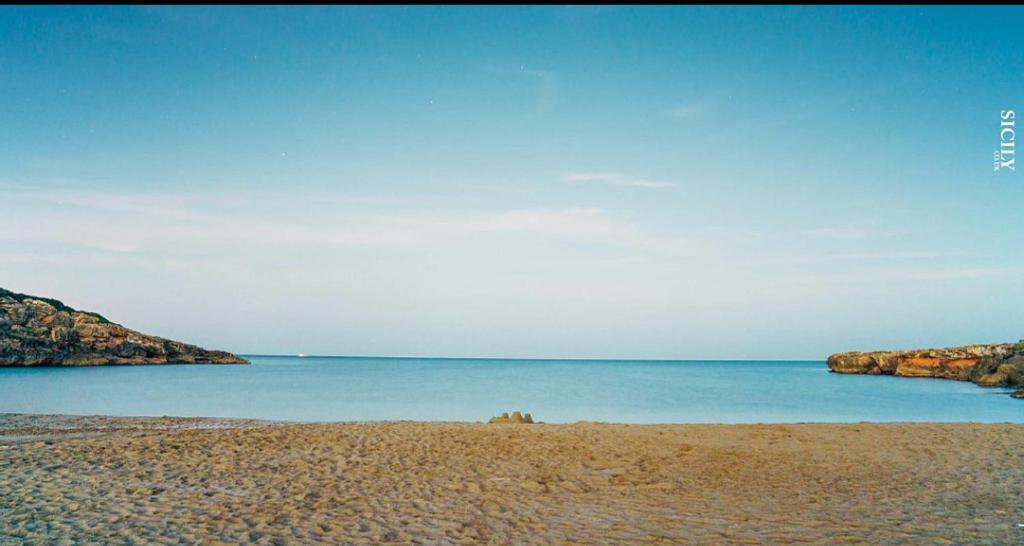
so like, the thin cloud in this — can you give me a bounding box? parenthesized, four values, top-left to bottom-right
(666, 101, 712, 120)
(769, 251, 971, 265)
(0, 188, 688, 262)
(564, 172, 674, 189)
(804, 221, 903, 241)
(481, 65, 558, 113)
(812, 251, 970, 262)
(777, 267, 1014, 286)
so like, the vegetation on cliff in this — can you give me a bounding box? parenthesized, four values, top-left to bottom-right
(0, 288, 110, 323)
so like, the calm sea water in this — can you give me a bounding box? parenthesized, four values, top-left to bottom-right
(0, 356, 1020, 423)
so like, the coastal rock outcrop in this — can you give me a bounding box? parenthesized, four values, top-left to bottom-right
(0, 288, 248, 366)
(827, 341, 1024, 397)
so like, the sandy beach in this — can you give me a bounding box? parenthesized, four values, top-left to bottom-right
(1, 414, 1022, 545)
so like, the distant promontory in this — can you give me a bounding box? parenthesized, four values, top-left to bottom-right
(828, 341, 1024, 398)
(0, 288, 248, 366)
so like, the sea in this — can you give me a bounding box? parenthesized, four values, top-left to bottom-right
(0, 356, 1020, 423)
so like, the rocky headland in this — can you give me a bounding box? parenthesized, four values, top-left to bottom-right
(0, 288, 247, 366)
(827, 341, 1024, 397)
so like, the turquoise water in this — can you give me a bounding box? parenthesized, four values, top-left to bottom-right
(0, 356, 1020, 423)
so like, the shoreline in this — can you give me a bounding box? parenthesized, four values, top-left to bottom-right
(4, 410, 1024, 424)
(3, 413, 1023, 544)
(2, 410, 1023, 435)
(3, 409, 1023, 430)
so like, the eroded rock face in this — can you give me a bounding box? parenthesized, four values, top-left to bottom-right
(0, 288, 248, 366)
(827, 342, 1024, 397)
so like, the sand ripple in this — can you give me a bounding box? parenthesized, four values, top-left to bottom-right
(1, 415, 1022, 544)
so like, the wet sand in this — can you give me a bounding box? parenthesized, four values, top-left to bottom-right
(1, 414, 1022, 545)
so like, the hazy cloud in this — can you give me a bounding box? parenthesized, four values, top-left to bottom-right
(0, 189, 685, 263)
(482, 65, 558, 113)
(804, 221, 903, 241)
(564, 172, 674, 189)
(666, 100, 713, 120)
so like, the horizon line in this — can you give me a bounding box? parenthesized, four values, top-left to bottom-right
(238, 353, 826, 363)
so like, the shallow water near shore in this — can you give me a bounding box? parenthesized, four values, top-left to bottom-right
(0, 356, 1019, 423)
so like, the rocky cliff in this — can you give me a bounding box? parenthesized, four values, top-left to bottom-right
(0, 288, 248, 366)
(827, 341, 1024, 397)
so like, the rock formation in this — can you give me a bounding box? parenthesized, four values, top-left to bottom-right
(488, 411, 535, 424)
(827, 341, 1024, 397)
(0, 288, 248, 366)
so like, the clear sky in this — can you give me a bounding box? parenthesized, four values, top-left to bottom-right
(2, 6, 1022, 359)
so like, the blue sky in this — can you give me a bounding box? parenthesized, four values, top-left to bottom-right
(2, 6, 1022, 359)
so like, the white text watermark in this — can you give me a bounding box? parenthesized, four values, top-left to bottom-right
(994, 110, 1016, 172)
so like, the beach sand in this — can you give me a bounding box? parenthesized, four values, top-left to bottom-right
(1, 414, 1022, 545)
